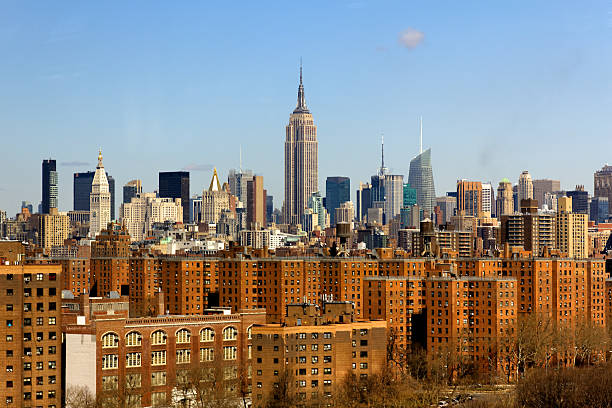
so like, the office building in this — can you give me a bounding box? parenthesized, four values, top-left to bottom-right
(228, 168, 254, 205)
(500, 199, 555, 255)
(533, 179, 561, 209)
(590, 197, 609, 224)
(120, 193, 183, 241)
(159, 171, 189, 224)
(306, 191, 327, 230)
(556, 196, 588, 259)
(246, 175, 266, 229)
(38, 208, 70, 249)
(202, 169, 231, 224)
(266, 196, 273, 224)
(0, 263, 62, 407)
(567, 185, 589, 215)
(594, 165, 612, 214)
(456, 180, 482, 217)
(334, 201, 354, 225)
(496, 178, 514, 216)
(436, 196, 456, 224)
(21, 201, 33, 214)
(403, 183, 417, 208)
(481, 182, 494, 216)
(89, 151, 112, 239)
(123, 179, 142, 204)
(74, 171, 116, 220)
(518, 171, 533, 210)
(42, 159, 58, 214)
(356, 182, 372, 223)
(325, 176, 350, 226)
(408, 149, 435, 216)
(252, 302, 386, 403)
(284, 66, 318, 225)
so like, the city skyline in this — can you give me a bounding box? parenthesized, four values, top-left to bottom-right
(1, 1, 611, 214)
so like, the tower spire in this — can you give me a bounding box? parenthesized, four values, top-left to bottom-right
(294, 59, 309, 113)
(379, 133, 388, 176)
(419, 116, 423, 154)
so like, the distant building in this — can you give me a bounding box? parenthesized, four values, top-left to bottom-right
(556, 196, 588, 259)
(74, 171, 116, 220)
(594, 165, 612, 214)
(325, 176, 350, 226)
(284, 66, 318, 225)
(403, 183, 417, 208)
(307, 191, 327, 230)
(408, 149, 435, 215)
(266, 195, 273, 224)
(436, 196, 456, 224)
(334, 201, 354, 225)
(159, 171, 189, 224)
(481, 182, 494, 216)
(246, 175, 266, 229)
(39, 208, 70, 249)
(567, 185, 589, 215)
(89, 151, 111, 239)
(201, 169, 231, 224)
(533, 179, 561, 209)
(120, 193, 183, 241)
(123, 179, 142, 204)
(41, 159, 58, 214)
(518, 171, 533, 211)
(590, 196, 609, 224)
(500, 199, 555, 256)
(456, 180, 482, 217)
(228, 168, 253, 205)
(356, 182, 372, 223)
(496, 178, 514, 216)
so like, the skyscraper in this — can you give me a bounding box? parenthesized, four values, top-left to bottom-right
(266, 195, 274, 224)
(201, 168, 230, 224)
(159, 171, 190, 224)
(408, 118, 435, 216)
(556, 196, 588, 259)
(533, 179, 561, 209)
(247, 175, 266, 229)
(123, 179, 142, 204)
(567, 186, 589, 215)
(284, 65, 318, 225)
(496, 179, 514, 217)
(356, 182, 372, 223)
(228, 169, 254, 205)
(518, 171, 533, 210)
(325, 177, 350, 226)
(594, 165, 612, 214)
(481, 182, 494, 216)
(41, 159, 58, 214)
(89, 151, 111, 239)
(74, 171, 116, 219)
(456, 180, 482, 217)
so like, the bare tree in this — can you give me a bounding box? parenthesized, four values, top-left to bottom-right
(65, 385, 97, 408)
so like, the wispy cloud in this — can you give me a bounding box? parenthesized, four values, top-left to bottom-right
(182, 163, 213, 172)
(398, 28, 425, 49)
(60, 161, 89, 167)
(375, 45, 388, 53)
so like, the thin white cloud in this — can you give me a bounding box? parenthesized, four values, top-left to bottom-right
(60, 161, 89, 166)
(398, 28, 425, 49)
(182, 163, 213, 172)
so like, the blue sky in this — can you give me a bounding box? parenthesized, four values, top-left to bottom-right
(1, 1, 611, 214)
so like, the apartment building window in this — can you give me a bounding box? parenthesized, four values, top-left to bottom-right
(200, 348, 214, 362)
(200, 327, 215, 342)
(151, 330, 167, 345)
(323, 356, 332, 363)
(176, 349, 191, 364)
(98, 375, 117, 389)
(224, 346, 237, 360)
(152, 351, 167, 366)
(126, 352, 142, 367)
(102, 355, 118, 370)
(323, 344, 332, 351)
(176, 329, 191, 344)
(311, 368, 318, 375)
(102, 332, 119, 348)
(324, 368, 332, 375)
(360, 363, 368, 369)
(151, 391, 166, 407)
(224, 366, 237, 380)
(311, 356, 318, 364)
(151, 372, 167, 386)
(125, 373, 142, 388)
(223, 326, 238, 341)
(126, 331, 142, 346)
(323, 332, 332, 339)
(311, 344, 318, 351)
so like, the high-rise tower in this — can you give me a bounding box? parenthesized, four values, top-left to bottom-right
(41, 159, 58, 214)
(518, 171, 533, 210)
(89, 150, 111, 238)
(408, 118, 436, 215)
(159, 171, 190, 224)
(284, 64, 318, 225)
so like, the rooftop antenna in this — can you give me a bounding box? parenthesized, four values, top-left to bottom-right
(419, 116, 423, 154)
(239, 145, 243, 172)
(381, 133, 385, 169)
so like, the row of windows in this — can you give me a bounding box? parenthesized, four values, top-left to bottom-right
(103, 347, 238, 369)
(102, 326, 242, 348)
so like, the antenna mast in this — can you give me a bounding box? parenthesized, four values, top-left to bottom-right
(419, 116, 423, 154)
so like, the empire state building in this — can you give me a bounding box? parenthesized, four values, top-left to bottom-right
(284, 66, 318, 225)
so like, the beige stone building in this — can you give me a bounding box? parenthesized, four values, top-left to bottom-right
(556, 196, 588, 259)
(89, 151, 111, 239)
(518, 171, 533, 211)
(202, 168, 231, 224)
(120, 193, 182, 241)
(496, 178, 514, 216)
(38, 208, 70, 249)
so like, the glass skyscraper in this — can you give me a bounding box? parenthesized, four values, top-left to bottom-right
(325, 176, 350, 226)
(408, 148, 435, 215)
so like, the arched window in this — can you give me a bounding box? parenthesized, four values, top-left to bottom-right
(151, 330, 167, 346)
(176, 329, 191, 344)
(200, 328, 215, 342)
(102, 332, 119, 348)
(223, 326, 238, 341)
(125, 331, 142, 347)
(247, 325, 253, 340)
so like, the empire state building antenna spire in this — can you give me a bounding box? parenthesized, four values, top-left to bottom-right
(294, 58, 309, 113)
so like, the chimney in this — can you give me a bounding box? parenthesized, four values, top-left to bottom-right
(82, 292, 90, 320)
